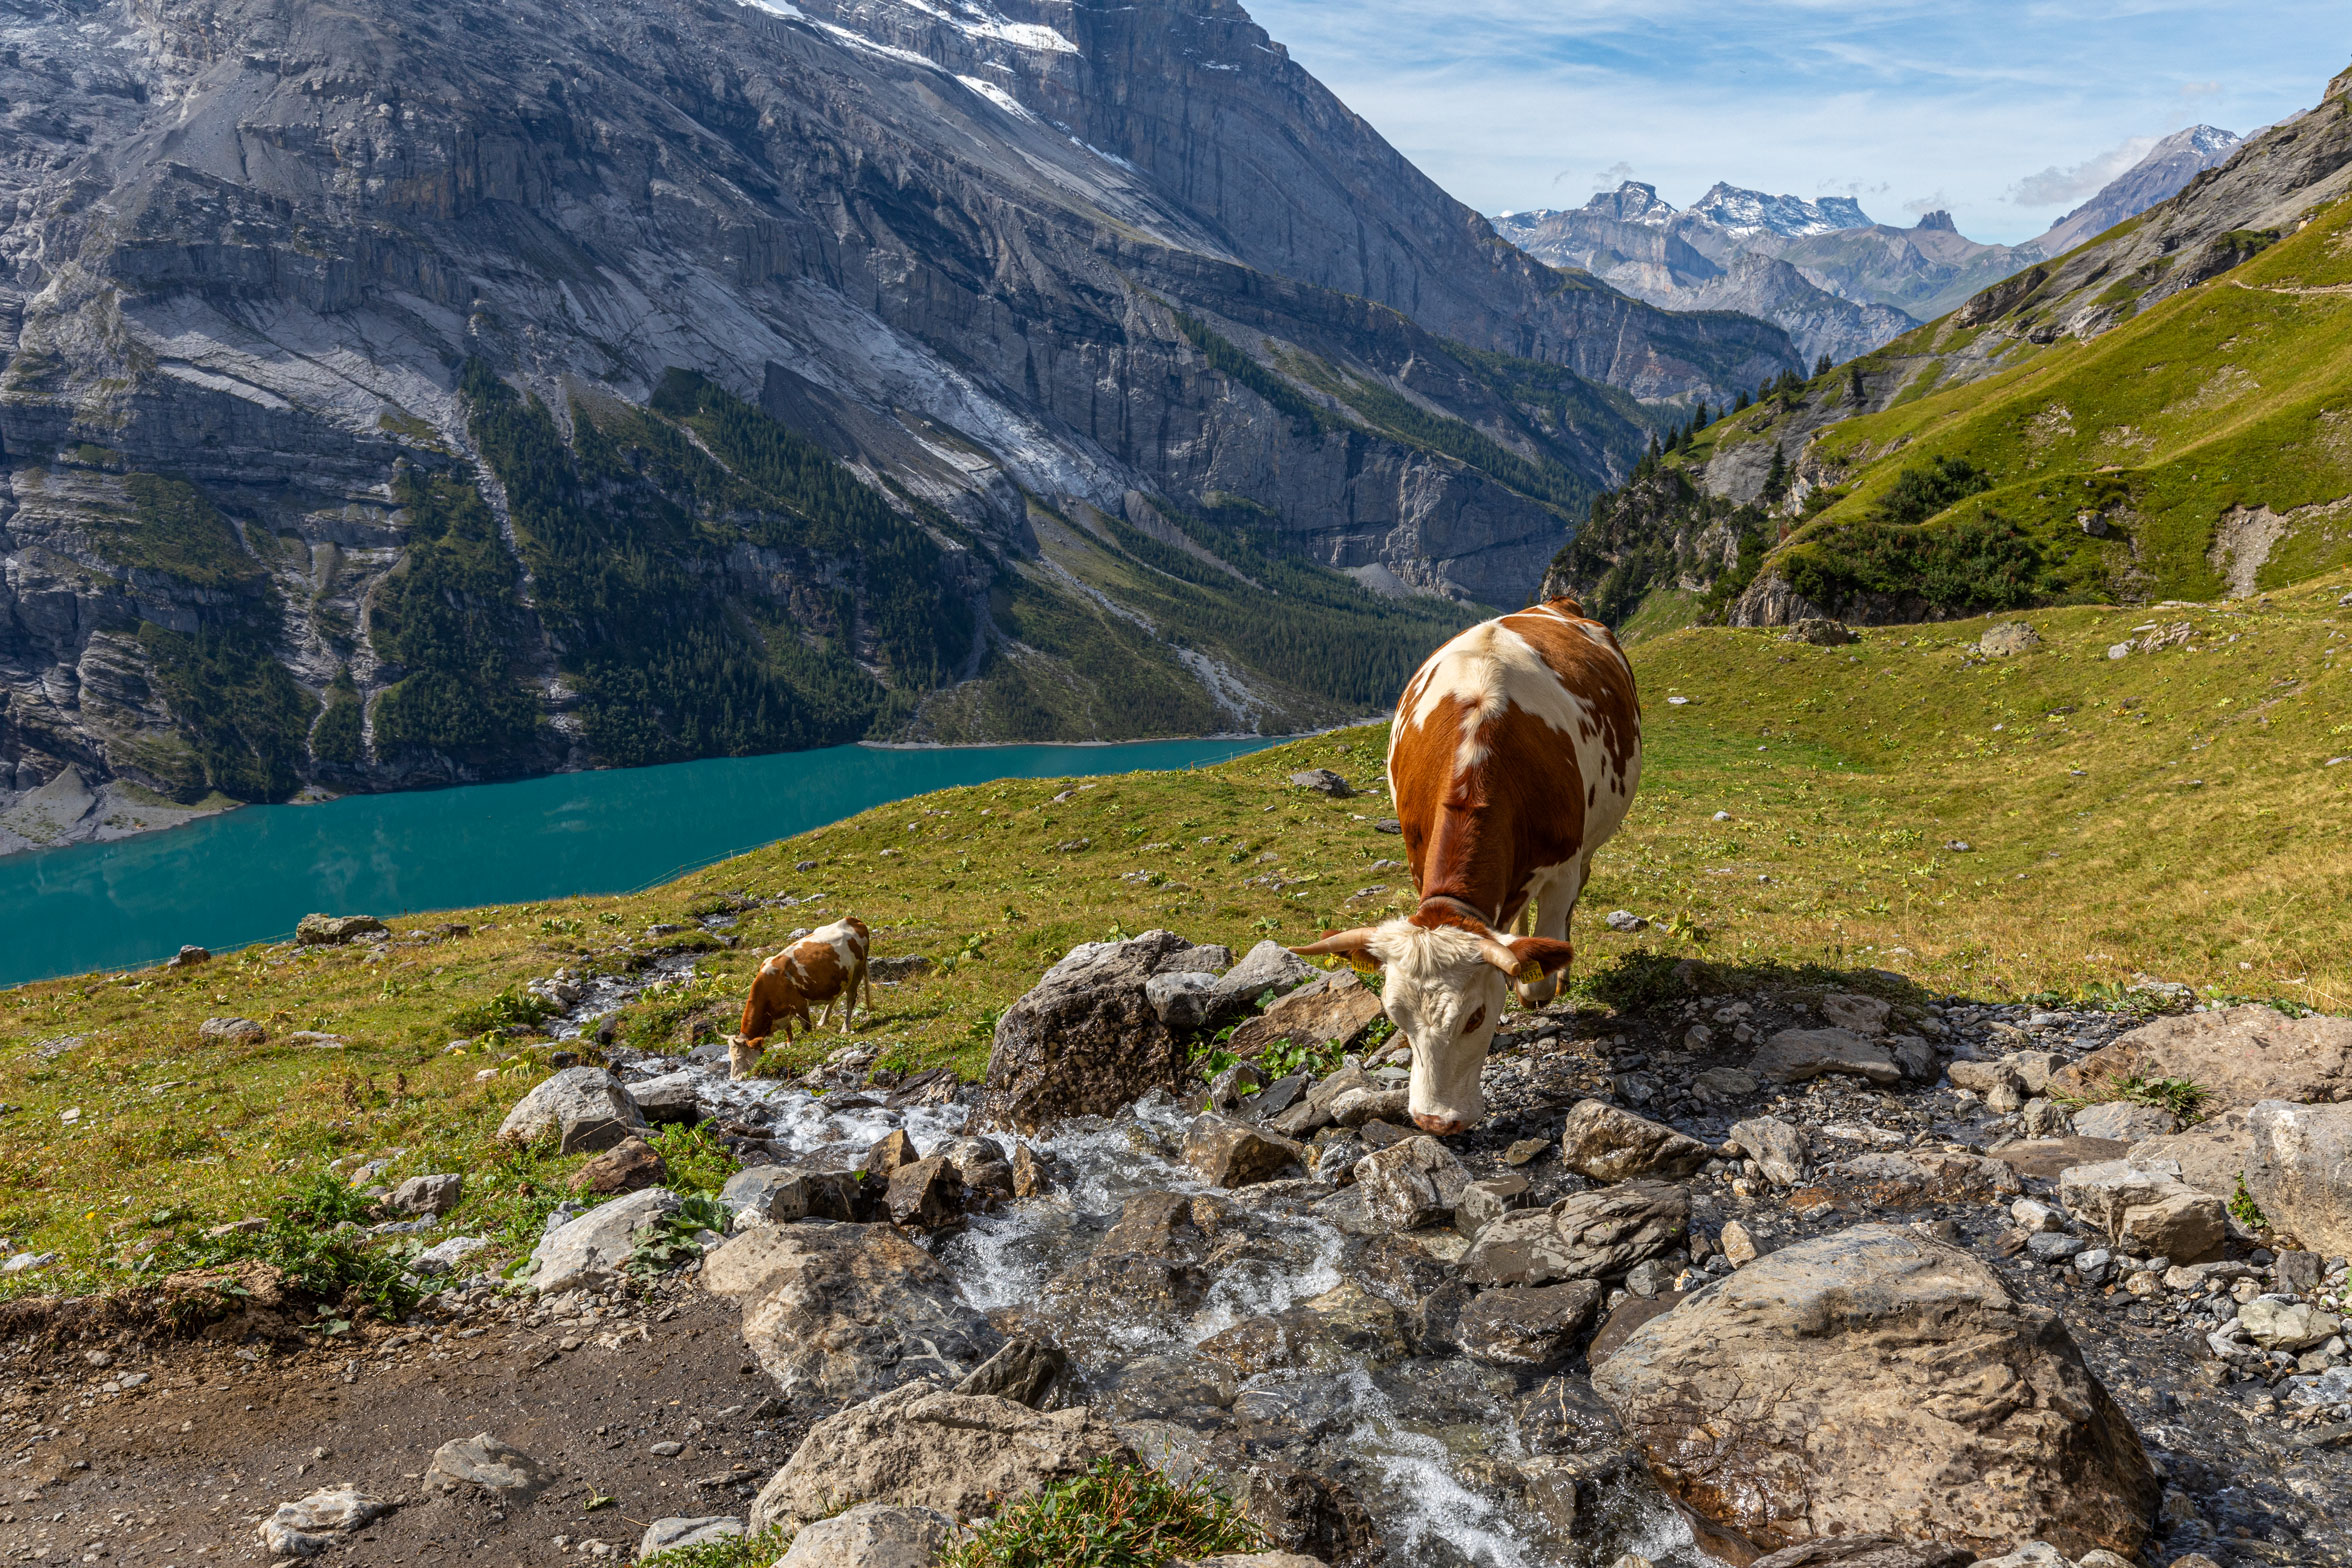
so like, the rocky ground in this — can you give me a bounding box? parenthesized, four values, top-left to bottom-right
(1, 931, 2347, 1568)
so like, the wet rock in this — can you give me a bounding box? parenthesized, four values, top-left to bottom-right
(1011, 1143, 1053, 1198)
(1725, 1116, 1808, 1187)
(774, 1503, 958, 1568)
(750, 1386, 1129, 1533)
(1557, 1100, 1712, 1182)
(1817, 993, 1892, 1034)
(1211, 1459, 1380, 1568)
(1225, 971, 1386, 1064)
(720, 1166, 860, 1229)
(2071, 1102, 2180, 1141)
(1455, 1281, 1601, 1371)
(258, 1486, 394, 1557)
(702, 1223, 1000, 1403)
(1462, 1180, 1690, 1287)
(497, 1067, 646, 1154)
(423, 1433, 553, 1496)
(198, 1016, 266, 1045)
(526, 1187, 680, 1294)
(2126, 1108, 2253, 1201)
(952, 1338, 1070, 1409)
(1184, 1115, 1307, 1188)
(934, 1136, 1015, 1200)
(1289, 768, 1354, 796)
(1748, 1027, 1899, 1086)
(1590, 1224, 2159, 1559)
(1267, 1064, 1373, 1139)
(2246, 1098, 2352, 1254)
(1588, 1291, 1683, 1366)
(1244, 1073, 1309, 1121)
(1948, 1060, 2028, 1113)
(1748, 1538, 1973, 1568)
(2239, 1295, 2342, 1350)
(1198, 1280, 1408, 1376)
(1454, 1172, 1531, 1238)
(1328, 1086, 1410, 1128)
(2048, 1005, 2352, 1110)
(885, 1155, 965, 1231)
(2057, 1160, 2226, 1262)
(387, 1173, 463, 1217)
(1691, 1067, 1760, 1105)
(296, 913, 387, 945)
(1831, 1150, 2022, 1208)
(981, 930, 1199, 1131)
(1147, 970, 1224, 1031)
(1353, 1136, 1472, 1230)
(1986, 1137, 2131, 1183)
(1186, 1555, 1328, 1568)
(860, 1129, 918, 1178)
(638, 1518, 743, 1559)
(629, 1072, 707, 1126)
(569, 1135, 666, 1195)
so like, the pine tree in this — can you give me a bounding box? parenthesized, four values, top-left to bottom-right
(1763, 444, 1789, 504)
(1733, 388, 1752, 412)
(1814, 353, 1833, 379)
(1693, 399, 1710, 430)
(1849, 364, 1867, 406)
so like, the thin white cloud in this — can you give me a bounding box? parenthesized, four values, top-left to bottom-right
(2006, 137, 2159, 208)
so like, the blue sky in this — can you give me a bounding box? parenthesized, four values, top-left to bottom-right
(1243, 1, 2349, 245)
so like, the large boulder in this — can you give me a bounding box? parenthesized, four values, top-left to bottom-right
(526, 1188, 679, 1294)
(1590, 1225, 2158, 1559)
(981, 931, 1199, 1130)
(497, 1067, 646, 1154)
(2245, 1099, 2352, 1254)
(1462, 1181, 1689, 1288)
(2047, 1005, 2352, 1111)
(719, 1166, 861, 1229)
(296, 913, 387, 945)
(1558, 1100, 1712, 1182)
(2056, 1160, 2227, 1262)
(749, 1386, 1129, 1534)
(1223, 970, 1386, 1062)
(702, 1223, 1000, 1402)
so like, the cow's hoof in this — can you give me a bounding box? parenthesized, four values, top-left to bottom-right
(1412, 1113, 1471, 1136)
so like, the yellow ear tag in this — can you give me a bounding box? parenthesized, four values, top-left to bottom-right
(1349, 954, 1379, 975)
(1517, 960, 1545, 984)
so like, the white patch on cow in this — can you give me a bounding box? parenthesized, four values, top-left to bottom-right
(810, 917, 866, 972)
(1365, 920, 1509, 1133)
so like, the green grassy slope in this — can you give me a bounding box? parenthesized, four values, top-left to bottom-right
(5, 570, 2346, 1295)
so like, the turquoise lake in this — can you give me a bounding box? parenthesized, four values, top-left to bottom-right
(0, 737, 1282, 988)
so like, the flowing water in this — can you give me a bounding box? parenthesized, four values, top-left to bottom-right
(0, 736, 1279, 987)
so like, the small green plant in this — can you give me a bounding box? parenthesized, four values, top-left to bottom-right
(637, 1528, 790, 1568)
(448, 985, 558, 1039)
(648, 1122, 740, 1197)
(2229, 1174, 2267, 1232)
(283, 1169, 378, 1227)
(628, 1193, 730, 1278)
(940, 1457, 1268, 1568)
(2111, 1073, 2209, 1122)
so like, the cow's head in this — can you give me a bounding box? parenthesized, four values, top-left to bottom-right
(739, 961, 807, 1047)
(1294, 921, 1573, 1135)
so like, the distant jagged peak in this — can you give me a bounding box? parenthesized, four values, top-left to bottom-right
(2032, 122, 2244, 255)
(1687, 182, 1873, 238)
(1580, 180, 1680, 226)
(1913, 209, 1958, 232)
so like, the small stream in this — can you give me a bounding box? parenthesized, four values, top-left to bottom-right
(601, 1043, 1717, 1568)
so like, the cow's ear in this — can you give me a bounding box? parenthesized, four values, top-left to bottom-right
(1293, 928, 1383, 975)
(1477, 935, 1575, 985)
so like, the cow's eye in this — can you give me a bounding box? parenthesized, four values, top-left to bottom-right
(1460, 1005, 1486, 1036)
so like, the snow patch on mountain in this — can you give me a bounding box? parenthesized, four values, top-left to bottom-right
(1686, 182, 1873, 238)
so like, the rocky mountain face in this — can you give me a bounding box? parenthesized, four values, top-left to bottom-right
(0, 0, 1805, 848)
(2035, 125, 2243, 257)
(1495, 184, 1933, 366)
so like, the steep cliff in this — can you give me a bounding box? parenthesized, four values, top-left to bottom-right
(0, 0, 1805, 847)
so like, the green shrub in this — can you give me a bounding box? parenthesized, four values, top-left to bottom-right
(648, 1122, 740, 1197)
(2229, 1175, 2267, 1231)
(448, 986, 559, 1038)
(628, 1194, 731, 1278)
(941, 1457, 1267, 1568)
(638, 1528, 789, 1568)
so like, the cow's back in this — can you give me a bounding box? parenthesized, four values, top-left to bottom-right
(1387, 600, 1641, 904)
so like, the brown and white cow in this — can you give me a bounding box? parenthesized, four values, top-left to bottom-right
(1295, 597, 1640, 1134)
(731, 916, 872, 1079)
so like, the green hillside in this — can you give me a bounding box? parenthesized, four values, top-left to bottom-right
(5, 572, 2347, 1296)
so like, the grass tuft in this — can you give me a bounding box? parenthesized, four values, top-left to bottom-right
(942, 1457, 1267, 1568)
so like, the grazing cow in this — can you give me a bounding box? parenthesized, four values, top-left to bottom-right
(1294, 598, 1640, 1134)
(731, 916, 872, 1079)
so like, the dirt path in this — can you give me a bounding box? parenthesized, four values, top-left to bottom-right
(0, 1278, 800, 1566)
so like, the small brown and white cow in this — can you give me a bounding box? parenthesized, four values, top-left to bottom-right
(1295, 597, 1640, 1134)
(731, 916, 872, 1079)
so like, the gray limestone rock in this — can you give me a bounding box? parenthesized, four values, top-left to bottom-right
(1749, 1027, 1899, 1086)
(1352, 1136, 1472, 1231)
(638, 1518, 744, 1559)
(775, 1505, 959, 1568)
(1558, 1100, 1712, 1182)
(387, 1174, 463, 1217)
(981, 932, 1194, 1131)
(525, 1187, 680, 1295)
(2246, 1099, 2352, 1255)
(423, 1434, 553, 1497)
(1462, 1181, 1690, 1287)
(496, 1067, 646, 1154)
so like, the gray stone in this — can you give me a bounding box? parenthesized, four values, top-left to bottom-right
(638, 1517, 744, 1559)
(1948, 1059, 2027, 1112)
(1977, 621, 2043, 656)
(423, 1433, 553, 1496)
(1591, 1225, 2157, 1559)
(1749, 1027, 1899, 1086)
(2246, 1099, 2352, 1255)
(750, 1386, 1129, 1534)
(526, 1187, 680, 1294)
(198, 1016, 266, 1045)
(387, 1173, 463, 1217)
(2126, 1108, 2254, 1201)
(981, 931, 1196, 1131)
(1817, 992, 1892, 1034)
(1604, 910, 1648, 932)
(721, 1166, 835, 1229)
(1183, 1115, 1307, 1188)
(1726, 1116, 1809, 1187)
(297, 913, 387, 945)
(885, 1155, 965, 1231)
(2057, 1160, 2227, 1262)
(1223, 970, 1386, 1064)
(2049, 1006, 2352, 1111)
(1289, 768, 1354, 797)
(1352, 1136, 1472, 1230)
(170, 945, 210, 967)
(1329, 1086, 1411, 1128)
(1558, 1100, 1713, 1182)
(1212, 940, 1318, 1014)
(2071, 1101, 2181, 1141)
(257, 1487, 394, 1558)
(934, 1136, 1015, 1198)
(1455, 1281, 1602, 1371)
(776, 1503, 960, 1568)
(1454, 1172, 1531, 1238)
(497, 1067, 646, 1153)
(410, 1235, 490, 1276)
(702, 1223, 999, 1403)
(2026, 1232, 2087, 1263)
(951, 1338, 1070, 1409)
(1462, 1181, 1690, 1287)
(1145, 970, 1224, 1031)
(2239, 1296, 2342, 1351)
(629, 1072, 708, 1126)
(1692, 1066, 1760, 1105)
